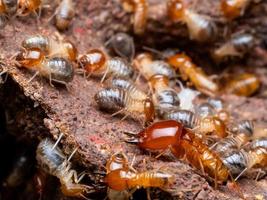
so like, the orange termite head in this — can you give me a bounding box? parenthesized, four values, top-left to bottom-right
(167, 0, 185, 22)
(18, 0, 41, 15)
(149, 74, 169, 91)
(144, 98, 155, 122)
(213, 116, 227, 138)
(221, 0, 247, 20)
(106, 152, 129, 173)
(63, 40, 78, 61)
(16, 48, 44, 68)
(167, 53, 191, 69)
(78, 49, 106, 73)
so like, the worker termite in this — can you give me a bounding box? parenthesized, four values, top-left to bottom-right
(22, 35, 78, 61)
(149, 74, 180, 116)
(105, 77, 147, 101)
(249, 137, 267, 149)
(134, 53, 176, 80)
(16, 49, 74, 87)
(163, 110, 196, 129)
(221, 0, 250, 20)
(53, 0, 75, 31)
(212, 33, 255, 63)
(223, 147, 267, 180)
(94, 88, 155, 123)
(105, 32, 135, 61)
(168, 53, 219, 96)
(36, 137, 93, 199)
(17, 0, 41, 16)
(0, 0, 18, 15)
(121, 0, 147, 35)
(78, 50, 134, 82)
(167, 0, 218, 42)
(221, 73, 260, 96)
(211, 124, 253, 156)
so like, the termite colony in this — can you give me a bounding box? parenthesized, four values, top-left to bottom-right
(0, 0, 266, 199)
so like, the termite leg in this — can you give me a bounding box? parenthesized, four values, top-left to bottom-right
(146, 188, 151, 200)
(155, 148, 170, 159)
(28, 71, 40, 83)
(52, 132, 64, 150)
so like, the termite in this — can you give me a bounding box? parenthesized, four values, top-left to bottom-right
(94, 88, 155, 123)
(17, 0, 41, 16)
(163, 110, 196, 129)
(105, 77, 147, 101)
(221, 0, 250, 20)
(54, 0, 75, 31)
(221, 73, 260, 96)
(105, 32, 135, 61)
(22, 35, 78, 61)
(78, 49, 134, 82)
(207, 98, 230, 123)
(121, 0, 147, 35)
(16, 49, 74, 86)
(134, 53, 176, 80)
(212, 33, 255, 62)
(172, 130, 231, 187)
(168, 53, 219, 96)
(0, 0, 18, 15)
(149, 74, 180, 116)
(223, 147, 267, 180)
(167, 0, 217, 42)
(36, 136, 93, 199)
(249, 137, 267, 149)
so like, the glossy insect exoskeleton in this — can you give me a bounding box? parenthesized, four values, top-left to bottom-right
(17, 0, 41, 16)
(94, 88, 155, 123)
(211, 129, 252, 156)
(36, 138, 92, 198)
(55, 0, 75, 31)
(16, 50, 74, 85)
(249, 137, 267, 149)
(222, 73, 260, 96)
(79, 49, 134, 82)
(149, 74, 180, 116)
(163, 110, 196, 129)
(234, 120, 254, 135)
(0, 0, 18, 15)
(195, 102, 216, 118)
(172, 130, 230, 186)
(168, 53, 219, 96)
(125, 120, 183, 152)
(134, 53, 176, 80)
(121, 0, 147, 35)
(105, 168, 174, 191)
(106, 32, 135, 61)
(167, 0, 217, 42)
(221, 0, 250, 20)
(223, 147, 267, 179)
(212, 33, 255, 62)
(105, 77, 147, 101)
(22, 35, 78, 61)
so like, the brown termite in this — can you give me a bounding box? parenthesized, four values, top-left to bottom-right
(105, 77, 147, 101)
(121, 0, 147, 35)
(168, 53, 219, 96)
(36, 135, 93, 199)
(16, 48, 74, 87)
(50, 0, 75, 31)
(223, 147, 267, 181)
(78, 49, 134, 82)
(94, 87, 155, 123)
(0, 0, 18, 15)
(221, 0, 250, 20)
(22, 35, 78, 61)
(105, 32, 135, 62)
(134, 53, 176, 80)
(149, 74, 180, 116)
(17, 0, 41, 16)
(221, 73, 260, 96)
(167, 0, 218, 42)
(212, 33, 255, 63)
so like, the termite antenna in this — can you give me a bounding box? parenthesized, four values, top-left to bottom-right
(234, 167, 248, 181)
(67, 147, 78, 162)
(176, 79, 184, 90)
(52, 132, 64, 150)
(142, 46, 165, 58)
